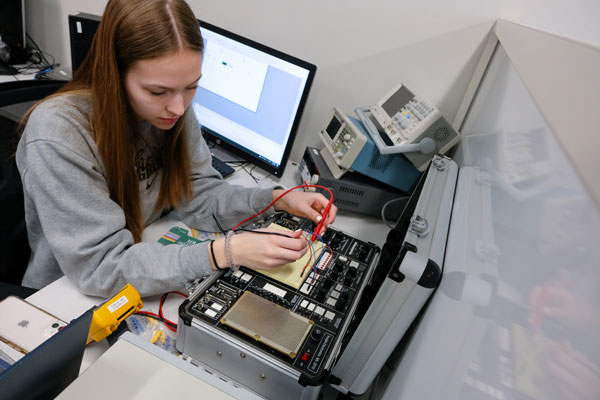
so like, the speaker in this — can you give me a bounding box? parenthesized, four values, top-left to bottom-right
(68, 12, 101, 73)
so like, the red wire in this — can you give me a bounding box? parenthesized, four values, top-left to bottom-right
(143, 187, 334, 332)
(136, 291, 188, 332)
(158, 291, 188, 331)
(136, 310, 177, 332)
(232, 184, 334, 232)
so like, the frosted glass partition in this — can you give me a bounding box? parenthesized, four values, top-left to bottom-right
(380, 25, 600, 400)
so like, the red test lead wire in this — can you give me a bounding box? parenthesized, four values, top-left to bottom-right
(312, 201, 332, 241)
(232, 184, 334, 241)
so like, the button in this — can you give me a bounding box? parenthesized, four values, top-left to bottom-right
(300, 283, 311, 294)
(325, 311, 335, 321)
(233, 270, 244, 278)
(330, 291, 340, 299)
(335, 284, 343, 291)
(241, 273, 252, 282)
(301, 300, 309, 308)
(326, 298, 337, 307)
(315, 306, 325, 316)
(301, 352, 311, 361)
(204, 309, 217, 318)
(349, 261, 359, 269)
(307, 303, 316, 311)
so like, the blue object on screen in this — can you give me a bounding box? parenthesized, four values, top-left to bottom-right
(193, 20, 316, 177)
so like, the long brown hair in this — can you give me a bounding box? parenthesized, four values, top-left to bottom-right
(21, 0, 204, 242)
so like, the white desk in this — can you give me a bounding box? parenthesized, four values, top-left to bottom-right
(0, 60, 52, 82)
(25, 159, 390, 373)
(0, 72, 38, 83)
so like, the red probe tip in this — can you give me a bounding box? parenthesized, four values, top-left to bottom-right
(311, 204, 332, 241)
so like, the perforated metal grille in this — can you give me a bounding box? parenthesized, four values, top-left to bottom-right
(336, 199, 360, 208)
(368, 148, 394, 172)
(434, 126, 451, 143)
(221, 292, 313, 358)
(339, 186, 365, 197)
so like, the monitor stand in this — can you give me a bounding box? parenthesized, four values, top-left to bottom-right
(207, 140, 245, 164)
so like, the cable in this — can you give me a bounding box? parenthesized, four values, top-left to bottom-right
(299, 234, 315, 278)
(305, 236, 318, 283)
(234, 227, 291, 238)
(26, 33, 55, 68)
(136, 291, 188, 332)
(212, 213, 225, 234)
(231, 184, 334, 233)
(381, 197, 406, 228)
(158, 291, 188, 332)
(135, 310, 176, 332)
(241, 164, 260, 184)
(310, 232, 326, 268)
(17, 33, 58, 76)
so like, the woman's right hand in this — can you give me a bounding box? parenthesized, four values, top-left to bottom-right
(210, 229, 308, 271)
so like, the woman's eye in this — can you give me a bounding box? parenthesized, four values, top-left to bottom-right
(151, 91, 166, 96)
(186, 86, 198, 91)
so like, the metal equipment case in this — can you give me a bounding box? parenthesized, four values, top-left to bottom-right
(176, 154, 458, 399)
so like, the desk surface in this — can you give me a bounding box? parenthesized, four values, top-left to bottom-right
(26, 158, 390, 374)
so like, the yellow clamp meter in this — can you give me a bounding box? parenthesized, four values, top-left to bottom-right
(87, 284, 143, 344)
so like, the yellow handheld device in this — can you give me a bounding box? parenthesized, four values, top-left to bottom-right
(87, 284, 143, 344)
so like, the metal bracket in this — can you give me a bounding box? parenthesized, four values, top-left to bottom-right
(431, 156, 446, 171)
(409, 215, 429, 237)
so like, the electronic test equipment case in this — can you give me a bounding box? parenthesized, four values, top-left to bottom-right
(175, 153, 458, 399)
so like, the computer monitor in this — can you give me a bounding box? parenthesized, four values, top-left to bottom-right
(0, 0, 27, 67)
(194, 20, 316, 177)
(68, 15, 317, 177)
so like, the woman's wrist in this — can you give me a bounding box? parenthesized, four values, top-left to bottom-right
(225, 231, 238, 270)
(272, 189, 286, 211)
(209, 238, 228, 271)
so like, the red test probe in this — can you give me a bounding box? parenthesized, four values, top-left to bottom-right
(312, 201, 332, 241)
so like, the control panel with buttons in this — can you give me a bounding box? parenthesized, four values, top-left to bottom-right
(319, 107, 368, 170)
(177, 212, 380, 387)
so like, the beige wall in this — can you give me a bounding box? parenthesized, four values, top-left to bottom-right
(25, 0, 600, 163)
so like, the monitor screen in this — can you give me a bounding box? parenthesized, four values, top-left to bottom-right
(194, 20, 316, 177)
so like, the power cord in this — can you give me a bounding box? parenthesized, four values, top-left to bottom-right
(381, 197, 406, 228)
(15, 34, 59, 76)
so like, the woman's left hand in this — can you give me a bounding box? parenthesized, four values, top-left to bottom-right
(272, 189, 337, 236)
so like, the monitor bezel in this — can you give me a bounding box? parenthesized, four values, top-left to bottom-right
(196, 19, 317, 177)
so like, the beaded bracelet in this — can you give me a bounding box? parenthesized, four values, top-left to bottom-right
(209, 240, 224, 270)
(225, 231, 238, 271)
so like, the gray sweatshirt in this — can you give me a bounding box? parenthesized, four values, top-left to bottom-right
(16, 93, 276, 297)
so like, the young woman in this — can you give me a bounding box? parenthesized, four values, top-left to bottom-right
(16, 0, 336, 297)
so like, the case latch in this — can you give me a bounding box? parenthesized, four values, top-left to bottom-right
(409, 215, 429, 237)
